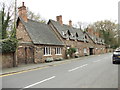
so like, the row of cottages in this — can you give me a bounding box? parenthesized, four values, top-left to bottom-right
(16, 2, 106, 65)
(48, 17, 106, 56)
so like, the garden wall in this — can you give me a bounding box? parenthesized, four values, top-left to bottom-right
(0, 53, 14, 68)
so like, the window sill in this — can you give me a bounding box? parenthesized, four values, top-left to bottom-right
(55, 54, 62, 55)
(44, 55, 52, 56)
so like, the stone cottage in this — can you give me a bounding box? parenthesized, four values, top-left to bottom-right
(85, 27, 106, 55)
(16, 2, 106, 65)
(16, 2, 64, 65)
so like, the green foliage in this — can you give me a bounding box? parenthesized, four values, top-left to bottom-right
(66, 48, 76, 58)
(1, 38, 18, 53)
(45, 57, 53, 62)
(90, 20, 118, 49)
(1, 4, 11, 39)
(54, 57, 63, 61)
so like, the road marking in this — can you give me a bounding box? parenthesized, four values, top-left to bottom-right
(0, 60, 75, 77)
(68, 64, 88, 72)
(0, 66, 48, 77)
(0, 61, 70, 77)
(21, 76, 56, 89)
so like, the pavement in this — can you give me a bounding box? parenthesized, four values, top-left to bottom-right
(1, 55, 90, 75)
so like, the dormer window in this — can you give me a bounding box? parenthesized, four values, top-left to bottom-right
(96, 38, 98, 42)
(76, 33, 79, 37)
(71, 33, 73, 37)
(62, 31, 65, 35)
(67, 30, 71, 36)
(92, 36, 94, 39)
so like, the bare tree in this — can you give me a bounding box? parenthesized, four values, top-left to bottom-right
(27, 8, 46, 23)
(77, 21, 89, 31)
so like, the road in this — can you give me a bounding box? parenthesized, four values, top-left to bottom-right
(2, 53, 118, 89)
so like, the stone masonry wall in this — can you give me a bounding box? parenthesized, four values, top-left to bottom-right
(34, 45, 65, 63)
(16, 21, 32, 43)
(1, 53, 14, 68)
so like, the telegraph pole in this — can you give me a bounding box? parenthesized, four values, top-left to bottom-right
(13, 0, 18, 67)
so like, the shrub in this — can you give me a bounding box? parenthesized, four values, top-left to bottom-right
(66, 48, 76, 58)
(1, 38, 18, 53)
(45, 57, 53, 62)
(54, 57, 63, 61)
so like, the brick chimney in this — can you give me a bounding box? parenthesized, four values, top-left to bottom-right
(56, 15, 63, 25)
(18, 2, 28, 22)
(94, 32, 100, 37)
(69, 20, 72, 27)
(87, 28, 94, 35)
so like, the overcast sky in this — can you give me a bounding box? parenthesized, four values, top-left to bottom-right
(3, 0, 120, 25)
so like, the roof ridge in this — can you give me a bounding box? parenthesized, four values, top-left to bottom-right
(49, 19, 81, 30)
(28, 19, 46, 25)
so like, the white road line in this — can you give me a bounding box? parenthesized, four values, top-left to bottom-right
(21, 76, 55, 89)
(93, 57, 110, 63)
(68, 64, 88, 72)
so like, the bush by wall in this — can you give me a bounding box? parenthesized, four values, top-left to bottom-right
(66, 48, 76, 58)
(1, 38, 18, 53)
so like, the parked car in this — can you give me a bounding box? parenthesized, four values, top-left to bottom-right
(112, 48, 120, 64)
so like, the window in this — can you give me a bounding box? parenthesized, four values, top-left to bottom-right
(44, 47, 51, 56)
(76, 48, 79, 53)
(75, 48, 79, 54)
(83, 48, 87, 54)
(62, 31, 65, 35)
(67, 30, 71, 36)
(76, 33, 78, 37)
(55, 48, 62, 55)
(67, 47, 70, 49)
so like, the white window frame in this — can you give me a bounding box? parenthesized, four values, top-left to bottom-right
(44, 47, 51, 56)
(55, 47, 62, 55)
(83, 48, 87, 54)
(75, 48, 79, 54)
(75, 48, 78, 53)
(62, 31, 65, 36)
(67, 47, 70, 49)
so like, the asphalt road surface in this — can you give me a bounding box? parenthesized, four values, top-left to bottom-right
(2, 53, 118, 88)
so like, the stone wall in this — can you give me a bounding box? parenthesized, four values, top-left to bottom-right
(34, 45, 65, 63)
(17, 45, 34, 65)
(16, 21, 32, 43)
(1, 53, 14, 68)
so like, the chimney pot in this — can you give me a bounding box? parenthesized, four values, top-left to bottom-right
(69, 20, 72, 27)
(22, 2, 24, 6)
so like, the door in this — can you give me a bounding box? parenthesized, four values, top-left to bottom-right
(89, 48, 94, 55)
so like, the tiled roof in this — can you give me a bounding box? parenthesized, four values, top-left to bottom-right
(85, 32, 105, 45)
(18, 17, 64, 46)
(49, 19, 85, 41)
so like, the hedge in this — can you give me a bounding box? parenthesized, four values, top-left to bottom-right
(1, 38, 18, 53)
